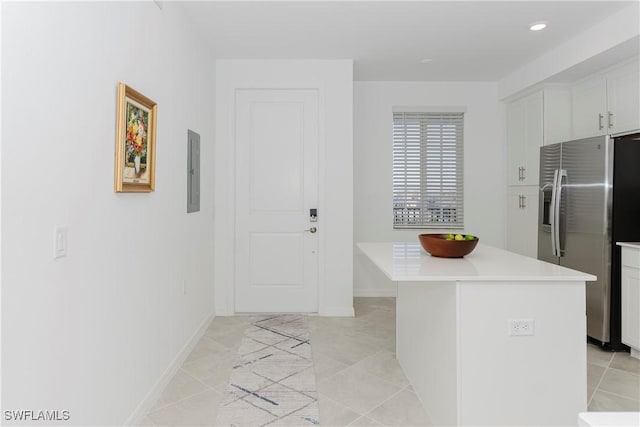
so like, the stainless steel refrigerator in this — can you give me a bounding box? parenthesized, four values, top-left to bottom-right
(538, 133, 640, 350)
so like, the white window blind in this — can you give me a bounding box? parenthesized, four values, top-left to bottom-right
(393, 111, 464, 228)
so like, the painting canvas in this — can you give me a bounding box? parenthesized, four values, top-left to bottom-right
(114, 83, 157, 192)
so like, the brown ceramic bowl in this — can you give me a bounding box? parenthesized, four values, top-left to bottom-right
(418, 234, 479, 258)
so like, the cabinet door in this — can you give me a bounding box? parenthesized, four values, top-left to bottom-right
(543, 88, 571, 145)
(571, 75, 607, 140)
(507, 98, 526, 186)
(507, 92, 542, 186)
(506, 186, 539, 258)
(607, 61, 640, 135)
(523, 92, 543, 185)
(621, 265, 640, 349)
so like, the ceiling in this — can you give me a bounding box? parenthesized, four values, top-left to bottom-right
(179, 1, 637, 81)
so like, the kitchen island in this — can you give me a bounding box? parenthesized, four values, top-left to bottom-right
(357, 242, 597, 427)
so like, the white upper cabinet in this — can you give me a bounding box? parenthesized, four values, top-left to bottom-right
(607, 61, 640, 135)
(571, 60, 640, 139)
(571, 76, 607, 139)
(507, 91, 543, 186)
(543, 89, 572, 145)
(507, 88, 569, 186)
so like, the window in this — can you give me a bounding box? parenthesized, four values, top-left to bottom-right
(393, 110, 464, 228)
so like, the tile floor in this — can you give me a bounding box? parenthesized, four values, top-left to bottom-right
(587, 342, 640, 411)
(143, 298, 640, 426)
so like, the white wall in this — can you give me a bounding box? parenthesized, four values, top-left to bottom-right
(0, 2, 4, 412)
(214, 60, 354, 317)
(354, 81, 506, 296)
(1, 2, 215, 425)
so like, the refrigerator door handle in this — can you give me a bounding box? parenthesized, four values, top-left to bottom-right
(550, 169, 559, 257)
(555, 169, 568, 257)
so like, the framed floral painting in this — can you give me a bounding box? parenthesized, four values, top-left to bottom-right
(114, 82, 157, 192)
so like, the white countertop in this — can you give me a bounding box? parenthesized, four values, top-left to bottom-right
(357, 242, 597, 282)
(617, 242, 640, 249)
(578, 412, 640, 427)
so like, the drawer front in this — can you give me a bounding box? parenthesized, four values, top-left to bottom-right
(621, 266, 640, 349)
(621, 247, 640, 268)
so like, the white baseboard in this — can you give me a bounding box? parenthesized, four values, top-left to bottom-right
(319, 306, 355, 317)
(124, 311, 215, 426)
(354, 288, 397, 297)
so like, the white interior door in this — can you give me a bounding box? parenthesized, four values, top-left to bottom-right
(235, 89, 319, 313)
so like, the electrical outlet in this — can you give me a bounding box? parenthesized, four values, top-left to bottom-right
(508, 319, 535, 336)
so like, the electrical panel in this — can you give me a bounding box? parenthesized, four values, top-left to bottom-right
(187, 129, 200, 213)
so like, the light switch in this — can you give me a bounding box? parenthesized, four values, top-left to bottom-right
(54, 226, 68, 259)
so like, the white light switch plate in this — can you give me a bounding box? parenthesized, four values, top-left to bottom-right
(54, 226, 68, 259)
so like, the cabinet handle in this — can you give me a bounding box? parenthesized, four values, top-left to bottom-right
(518, 167, 522, 181)
(598, 113, 604, 130)
(518, 195, 522, 209)
(520, 167, 526, 181)
(521, 195, 526, 209)
(608, 112, 614, 129)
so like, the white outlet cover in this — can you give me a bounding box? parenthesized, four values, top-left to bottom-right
(508, 319, 535, 336)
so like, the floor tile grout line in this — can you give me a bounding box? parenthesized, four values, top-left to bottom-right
(316, 381, 411, 426)
(359, 384, 416, 427)
(347, 349, 406, 381)
(316, 352, 406, 392)
(180, 366, 222, 393)
(587, 346, 616, 408)
(147, 387, 221, 416)
(591, 387, 640, 403)
(605, 365, 640, 377)
(147, 389, 199, 413)
(311, 343, 389, 379)
(588, 364, 608, 408)
(317, 392, 366, 422)
(193, 332, 244, 354)
(312, 356, 351, 384)
(590, 357, 640, 406)
(182, 348, 237, 368)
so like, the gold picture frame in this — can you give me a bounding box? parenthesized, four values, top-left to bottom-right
(114, 82, 157, 192)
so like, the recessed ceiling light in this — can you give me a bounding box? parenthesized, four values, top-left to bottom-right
(420, 58, 433, 64)
(529, 22, 547, 31)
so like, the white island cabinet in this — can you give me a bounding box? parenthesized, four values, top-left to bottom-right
(617, 242, 640, 359)
(357, 242, 596, 427)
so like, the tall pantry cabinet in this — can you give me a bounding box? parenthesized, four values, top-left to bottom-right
(506, 88, 571, 258)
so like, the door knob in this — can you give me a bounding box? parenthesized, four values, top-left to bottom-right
(305, 227, 317, 233)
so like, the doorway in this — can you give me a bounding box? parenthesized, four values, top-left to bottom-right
(234, 89, 320, 312)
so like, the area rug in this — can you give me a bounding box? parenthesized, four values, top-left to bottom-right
(214, 315, 320, 426)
